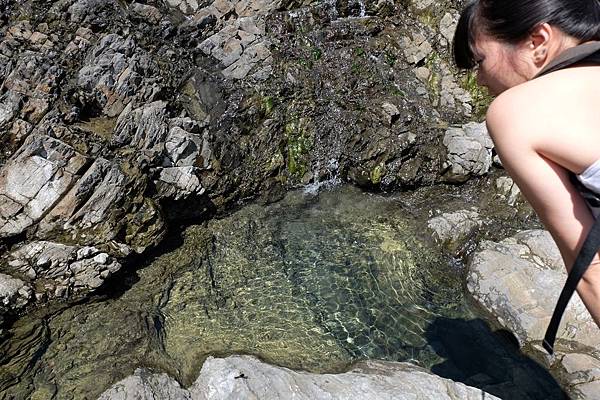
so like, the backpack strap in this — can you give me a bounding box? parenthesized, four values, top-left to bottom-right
(543, 174, 600, 354)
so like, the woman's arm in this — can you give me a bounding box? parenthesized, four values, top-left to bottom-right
(486, 92, 600, 326)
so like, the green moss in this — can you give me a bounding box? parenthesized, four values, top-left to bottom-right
(460, 71, 493, 119)
(424, 52, 441, 102)
(311, 47, 322, 61)
(353, 47, 366, 57)
(370, 163, 386, 185)
(285, 118, 313, 179)
(388, 85, 406, 98)
(415, 7, 440, 28)
(262, 96, 275, 116)
(384, 51, 397, 67)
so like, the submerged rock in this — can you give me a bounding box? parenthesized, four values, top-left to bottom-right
(427, 208, 483, 252)
(99, 355, 500, 400)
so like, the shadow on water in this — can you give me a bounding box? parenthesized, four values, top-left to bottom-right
(425, 317, 567, 400)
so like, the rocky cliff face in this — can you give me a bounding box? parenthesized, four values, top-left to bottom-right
(0, 0, 483, 317)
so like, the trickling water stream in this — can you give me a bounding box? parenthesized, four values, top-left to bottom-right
(0, 186, 564, 400)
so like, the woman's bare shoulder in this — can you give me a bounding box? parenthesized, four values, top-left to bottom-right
(486, 68, 596, 132)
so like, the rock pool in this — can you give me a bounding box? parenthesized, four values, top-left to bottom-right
(0, 186, 564, 399)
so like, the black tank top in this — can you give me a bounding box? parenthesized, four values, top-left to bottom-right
(533, 41, 600, 216)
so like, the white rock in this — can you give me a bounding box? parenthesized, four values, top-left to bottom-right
(99, 355, 499, 400)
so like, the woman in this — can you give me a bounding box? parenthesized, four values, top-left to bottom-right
(452, 0, 600, 340)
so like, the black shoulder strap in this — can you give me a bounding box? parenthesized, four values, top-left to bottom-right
(534, 41, 600, 79)
(543, 215, 600, 354)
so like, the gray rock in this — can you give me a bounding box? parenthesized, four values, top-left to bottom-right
(427, 209, 482, 251)
(78, 34, 159, 117)
(0, 91, 22, 130)
(496, 176, 522, 206)
(98, 368, 191, 400)
(99, 355, 499, 400)
(113, 101, 169, 159)
(198, 11, 272, 80)
(402, 34, 432, 64)
(129, 3, 163, 24)
(155, 166, 205, 201)
(165, 0, 201, 14)
(68, 0, 121, 25)
(574, 380, 600, 400)
(467, 229, 600, 348)
(36, 158, 127, 242)
(411, 0, 434, 11)
(442, 122, 493, 182)
(0, 273, 32, 314)
(7, 241, 121, 297)
(381, 102, 400, 126)
(440, 73, 472, 113)
(163, 126, 203, 167)
(0, 134, 88, 238)
(439, 12, 458, 43)
(556, 352, 600, 399)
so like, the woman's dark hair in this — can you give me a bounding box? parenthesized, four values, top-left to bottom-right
(453, 0, 600, 69)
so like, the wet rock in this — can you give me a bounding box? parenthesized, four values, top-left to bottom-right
(99, 355, 500, 400)
(7, 241, 121, 297)
(427, 209, 482, 251)
(442, 122, 493, 183)
(467, 229, 600, 348)
(0, 134, 88, 238)
(77, 34, 160, 117)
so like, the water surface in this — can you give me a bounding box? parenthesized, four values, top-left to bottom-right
(0, 186, 563, 399)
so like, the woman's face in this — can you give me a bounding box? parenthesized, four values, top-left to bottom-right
(472, 33, 531, 95)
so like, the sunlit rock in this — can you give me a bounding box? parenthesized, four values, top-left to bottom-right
(467, 229, 600, 349)
(0, 134, 88, 238)
(99, 355, 500, 400)
(442, 122, 493, 182)
(7, 241, 121, 298)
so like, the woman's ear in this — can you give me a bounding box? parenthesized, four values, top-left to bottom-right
(529, 23, 553, 65)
